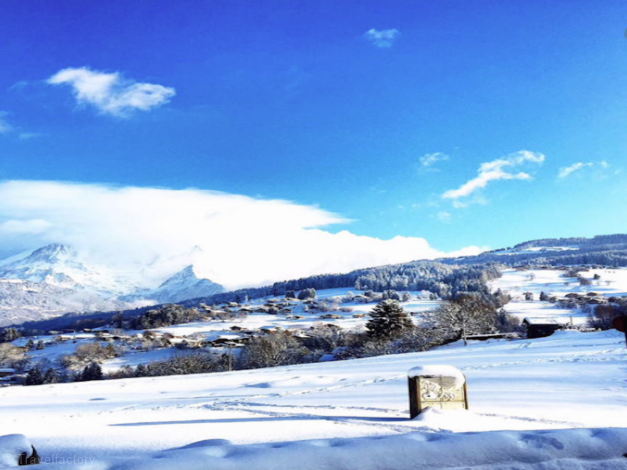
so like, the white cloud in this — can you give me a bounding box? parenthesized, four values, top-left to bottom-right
(442, 150, 545, 202)
(557, 161, 612, 179)
(420, 152, 449, 167)
(364, 29, 401, 48)
(47, 67, 176, 117)
(558, 162, 593, 178)
(0, 112, 36, 139)
(0, 181, 484, 290)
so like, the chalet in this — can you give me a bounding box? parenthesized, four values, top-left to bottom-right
(170, 337, 204, 348)
(210, 310, 229, 316)
(291, 333, 311, 340)
(523, 317, 561, 339)
(352, 313, 366, 318)
(319, 314, 342, 320)
(206, 335, 246, 347)
(56, 335, 76, 342)
(465, 333, 520, 341)
(260, 326, 281, 334)
(0, 368, 15, 378)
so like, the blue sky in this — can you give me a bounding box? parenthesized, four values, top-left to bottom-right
(1, 0, 627, 277)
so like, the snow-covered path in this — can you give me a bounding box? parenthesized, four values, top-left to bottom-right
(1, 329, 627, 468)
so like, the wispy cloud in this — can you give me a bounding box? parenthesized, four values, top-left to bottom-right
(364, 29, 401, 48)
(47, 67, 176, 117)
(436, 211, 451, 222)
(442, 150, 545, 203)
(0, 181, 484, 289)
(420, 152, 449, 168)
(558, 161, 605, 178)
(0, 112, 14, 135)
(0, 112, 37, 139)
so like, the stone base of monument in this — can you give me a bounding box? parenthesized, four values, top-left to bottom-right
(407, 365, 469, 419)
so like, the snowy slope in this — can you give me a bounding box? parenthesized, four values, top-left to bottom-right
(0, 244, 133, 296)
(1, 330, 627, 469)
(0, 279, 127, 326)
(490, 267, 627, 325)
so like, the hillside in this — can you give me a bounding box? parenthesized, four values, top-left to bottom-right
(1, 329, 626, 468)
(5, 233, 627, 330)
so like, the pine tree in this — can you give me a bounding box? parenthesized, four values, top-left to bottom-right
(297, 288, 316, 300)
(81, 362, 103, 381)
(36, 340, 45, 350)
(25, 368, 44, 386)
(43, 368, 58, 384)
(135, 364, 148, 377)
(366, 300, 414, 340)
(382, 290, 401, 301)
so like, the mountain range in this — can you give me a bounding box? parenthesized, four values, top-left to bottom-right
(0, 244, 224, 326)
(3, 234, 627, 328)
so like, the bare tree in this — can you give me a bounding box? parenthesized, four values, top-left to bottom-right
(422, 294, 504, 345)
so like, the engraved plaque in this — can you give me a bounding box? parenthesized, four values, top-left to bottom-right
(408, 367, 468, 418)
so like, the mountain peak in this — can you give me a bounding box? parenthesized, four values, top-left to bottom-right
(28, 244, 73, 262)
(150, 265, 224, 303)
(158, 265, 198, 286)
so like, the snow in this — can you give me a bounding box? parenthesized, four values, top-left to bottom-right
(493, 245, 580, 255)
(407, 365, 465, 386)
(7, 269, 627, 467)
(524, 317, 560, 325)
(0, 434, 33, 467)
(101, 348, 189, 373)
(2, 329, 627, 468)
(29, 427, 627, 470)
(488, 268, 627, 326)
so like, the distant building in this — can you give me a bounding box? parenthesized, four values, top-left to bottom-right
(523, 317, 561, 339)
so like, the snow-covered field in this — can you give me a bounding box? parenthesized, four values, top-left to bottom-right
(3, 268, 627, 468)
(18, 268, 627, 371)
(490, 268, 627, 326)
(2, 329, 627, 468)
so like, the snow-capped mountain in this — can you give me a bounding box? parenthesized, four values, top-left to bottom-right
(0, 244, 225, 326)
(0, 279, 127, 326)
(130, 265, 225, 304)
(0, 244, 136, 297)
